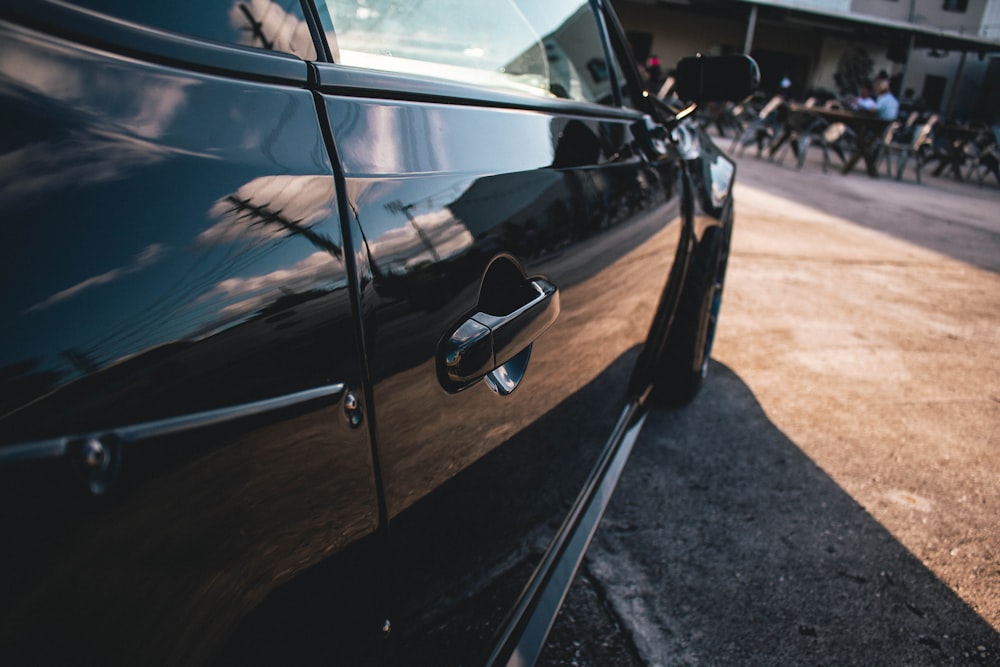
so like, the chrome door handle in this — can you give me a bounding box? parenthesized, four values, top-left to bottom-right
(439, 278, 559, 393)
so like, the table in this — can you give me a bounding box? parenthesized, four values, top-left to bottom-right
(785, 104, 893, 178)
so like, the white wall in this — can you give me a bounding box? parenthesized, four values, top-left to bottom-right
(849, 0, 987, 30)
(903, 49, 991, 117)
(982, 0, 1000, 37)
(752, 0, 852, 12)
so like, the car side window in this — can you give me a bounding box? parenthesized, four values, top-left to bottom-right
(318, 0, 619, 105)
(60, 0, 317, 60)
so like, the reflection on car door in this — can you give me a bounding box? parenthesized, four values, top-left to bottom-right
(315, 0, 685, 660)
(0, 9, 381, 664)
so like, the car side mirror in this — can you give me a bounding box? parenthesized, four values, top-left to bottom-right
(673, 55, 759, 103)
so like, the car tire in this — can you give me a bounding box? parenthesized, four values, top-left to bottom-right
(652, 221, 731, 406)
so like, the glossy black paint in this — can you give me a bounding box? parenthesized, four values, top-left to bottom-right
(0, 1, 750, 664)
(2, 0, 311, 82)
(310, 7, 682, 662)
(0, 14, 379, 664)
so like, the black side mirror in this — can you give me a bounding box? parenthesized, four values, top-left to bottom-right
(673, 55, 759, 103)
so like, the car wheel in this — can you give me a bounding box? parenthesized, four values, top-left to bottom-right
(653, 222, 730, 405)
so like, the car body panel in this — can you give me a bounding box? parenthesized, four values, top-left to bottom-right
(0, 0, 750, 663)
(316, 53, 685, 658)
(0, 18, 379, 664)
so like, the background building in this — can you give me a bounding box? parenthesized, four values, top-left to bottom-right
(618, 0, 1000, 122)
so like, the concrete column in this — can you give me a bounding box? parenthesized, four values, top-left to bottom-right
(898, 32, 916, 95)
(744, 4, 758, 55)
(945, 50, 968, 117)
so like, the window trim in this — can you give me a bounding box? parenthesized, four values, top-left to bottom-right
(590, 0, 626, 108)
(595, 0, 656, 115)
(1, 0, 310, 85)
(314, 61, 647, 121)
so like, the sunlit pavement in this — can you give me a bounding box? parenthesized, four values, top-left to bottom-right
(540, 134, 1000, 665)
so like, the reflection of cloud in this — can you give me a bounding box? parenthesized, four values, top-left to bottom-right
(229, 0, 317, 60)
(0, 37, 84, 102)
(372, 208, 473, 272)
(0, 130, 214, 210)
(0, 37, 211, 209)
(121, 82, 190, 139)
(26, 244, 166, 314)
(201, 175, 337, 246)
(197, 251, 339, 317)
(0, 39, 196, 137)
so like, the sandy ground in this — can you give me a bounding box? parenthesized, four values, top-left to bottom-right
(541, 138, 1000, 665)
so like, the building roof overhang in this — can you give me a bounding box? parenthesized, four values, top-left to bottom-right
(735, 0, 1000, 52)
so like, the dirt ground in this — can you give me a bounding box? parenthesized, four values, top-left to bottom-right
(541, 138, 1000, 665)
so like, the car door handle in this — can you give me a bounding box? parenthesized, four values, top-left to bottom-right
(439, 278, 559, 392)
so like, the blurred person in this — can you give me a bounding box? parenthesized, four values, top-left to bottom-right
(875, 78, 899, 120)
(848, 81, 876, 112)
(644, 55, 664, 93)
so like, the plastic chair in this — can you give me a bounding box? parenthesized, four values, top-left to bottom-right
(773, 116, 854, 172)
(964, 130, 1000, 186)
(729, 95, 784, 158)
(879, 114, 938, 183)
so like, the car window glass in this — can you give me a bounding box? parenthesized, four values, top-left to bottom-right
(61, 0, 317, 60)
(319, 0, 617, 105)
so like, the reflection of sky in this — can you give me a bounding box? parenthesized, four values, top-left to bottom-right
(227, 0, 316, 59)
(26, 244, 166, 314)
(61, 0, 315, 60)
(325, 0, 588, 64)
(372, 208, 473, 273)
(0, 36, 211, 210)
(327, 0, 541, 70)
(329, 95, 569, 273)
(346, 175, 476, 271)
(193, 250, 343, 323)
(347, 170, 564, 276)
(1, 28, 341, 389)
(7, 169, 344, 378)
(327, 97, 556, 177)
(202, 174, 337, 245)
(512, 0, 590, 39)
(323, 0, 593, 96)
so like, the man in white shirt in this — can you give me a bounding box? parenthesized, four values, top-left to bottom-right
(849, 82, 877, 112)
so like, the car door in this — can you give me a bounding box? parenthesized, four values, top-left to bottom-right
(0, 2, 383, 663)
(312, 0, 686, 661)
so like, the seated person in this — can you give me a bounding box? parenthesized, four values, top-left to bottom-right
(848, 82, 877, 112)
(874, 79, 899, 121)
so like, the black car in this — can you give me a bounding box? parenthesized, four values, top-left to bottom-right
(0, 1, 756, 663)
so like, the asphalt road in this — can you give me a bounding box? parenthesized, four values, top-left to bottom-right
(540, 139, 1000, 665)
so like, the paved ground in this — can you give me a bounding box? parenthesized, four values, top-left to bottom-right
(540, 138, 1000, 665)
